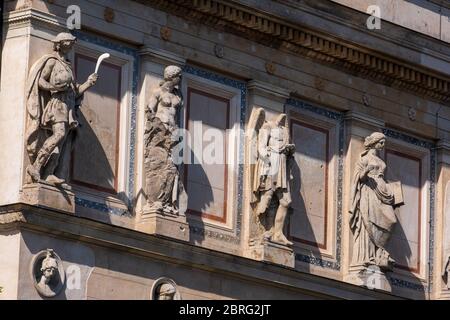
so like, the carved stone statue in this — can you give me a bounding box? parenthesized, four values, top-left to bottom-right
(31, 249, 65, 298)
(38, 250, 59, 292)
(155, 283, 177, 300)
(151, 277, 181, 300)
(248, 108, 295, 246)
(349, 132, 404, 271)
(25, 32, 98, 185)
(144, 65, 183, 214)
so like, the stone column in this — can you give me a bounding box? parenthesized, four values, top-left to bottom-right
(134, 47, 189, 242)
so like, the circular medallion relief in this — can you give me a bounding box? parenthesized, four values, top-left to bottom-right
(150, 277, 182, 300)
(30, 249, 65, 298)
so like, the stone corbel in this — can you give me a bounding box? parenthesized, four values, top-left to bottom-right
(4, 8, 67, 36)
(344, 111, 385, 126)
(344, 111, 385, 138)
(247, 80, 290, 113)
(139, 47, 186, 71)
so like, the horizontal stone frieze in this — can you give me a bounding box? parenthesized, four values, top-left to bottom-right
(140, 0, 450, 104)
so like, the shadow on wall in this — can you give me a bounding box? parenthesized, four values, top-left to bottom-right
(184, 150, 212, 246)
(71, 110, 116, 192)
(386, 217, 426, 299)
(289, 158, 318, 274)
(70, 52, 131, 213)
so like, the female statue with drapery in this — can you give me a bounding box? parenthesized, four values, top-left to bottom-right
(349, 132, 404, 271)
(143, 65, 184, 214)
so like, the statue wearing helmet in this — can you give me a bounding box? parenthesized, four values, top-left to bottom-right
(25, 32, 99, 185)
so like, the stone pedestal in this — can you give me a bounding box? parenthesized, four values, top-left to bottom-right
(244, 241, 295, 268)
(345, 265, 392, 292)
(135, 207, 189, 242)
(21, 183, 75, 213)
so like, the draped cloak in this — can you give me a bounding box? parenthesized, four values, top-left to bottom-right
(25, 53, 81, 163)
(349, 154, 397, 265)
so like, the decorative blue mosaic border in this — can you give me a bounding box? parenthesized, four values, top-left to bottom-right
(75, 197, 128, 216)
(383, 128, 435, 150)
(286, 98, 342, 121)
(183, 65, 247, 242)
(73, 31, 139, 213)
(383, 128, 436, 293)
(387, 276, 425, 292)
(285, 98, 343, 270)
(429, 149, 436, 293)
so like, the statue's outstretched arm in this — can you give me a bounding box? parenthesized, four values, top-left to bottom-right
(77, 73, 98, 97)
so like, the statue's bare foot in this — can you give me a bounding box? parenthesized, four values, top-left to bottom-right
(45, 175, 65, 185)
(271, 233, 293, 246)
(26, 165, 40, 183)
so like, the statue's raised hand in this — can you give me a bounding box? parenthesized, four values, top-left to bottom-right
(87, 73, 99, 86)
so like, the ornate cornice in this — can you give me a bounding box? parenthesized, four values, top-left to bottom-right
(344, 110, 385, 129)
(3, 8, 65, 30)
(139, 47, 186, 66)
(139, 0, 450, 104)
(247, 80, 290, 99)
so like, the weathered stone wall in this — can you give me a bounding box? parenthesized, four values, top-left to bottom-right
(0, 0, 449, 299)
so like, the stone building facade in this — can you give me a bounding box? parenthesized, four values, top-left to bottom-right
(1, 0, 450, 300)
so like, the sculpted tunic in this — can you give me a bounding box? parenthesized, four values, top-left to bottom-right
(42, 58, 77, 127)
(254, 123, 289, 194)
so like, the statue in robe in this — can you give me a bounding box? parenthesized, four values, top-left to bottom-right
(248, 108, 295, 246)
(349, 132, 404, 271)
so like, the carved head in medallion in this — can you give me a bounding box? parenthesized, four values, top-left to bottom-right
(156, 283, 176, 300)
(31, 249, 66, 298)
(40, 250, 58, 284)
(151, 277, 181, 300)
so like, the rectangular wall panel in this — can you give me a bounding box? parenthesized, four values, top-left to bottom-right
(185, 88, 230, 223)
(385, 150, 422, 273)
(71, 54, 122, 193)
(289, 120, 329, 249)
